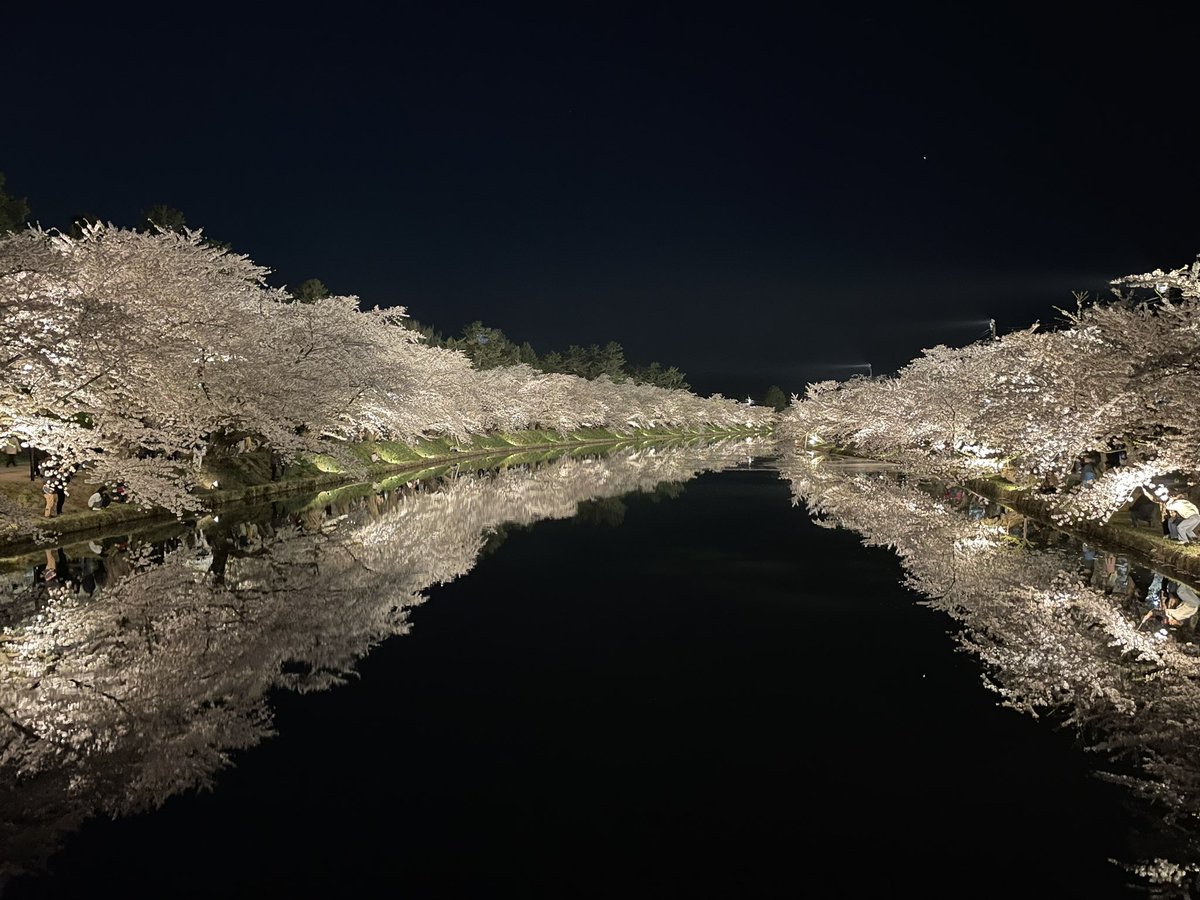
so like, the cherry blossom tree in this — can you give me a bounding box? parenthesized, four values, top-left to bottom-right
(779, 253, 1200, 525)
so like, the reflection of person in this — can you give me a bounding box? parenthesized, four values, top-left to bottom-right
(1143, 571, 1165, 611)
(1166, 583, 1200, 625)
(1090, 553, 1134, 598)
(1139, 609, 1171, 641)
(80, 556, 103, 595)
(32, 548, 77, 592)
(298, 506, 324, 534)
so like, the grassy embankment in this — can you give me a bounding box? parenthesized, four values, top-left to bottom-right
(0, 425, 768, 552)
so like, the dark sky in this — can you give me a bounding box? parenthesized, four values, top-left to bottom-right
(8, 7, 1199, 397)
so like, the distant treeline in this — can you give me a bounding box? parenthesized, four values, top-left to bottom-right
(408, 319, 691, 392)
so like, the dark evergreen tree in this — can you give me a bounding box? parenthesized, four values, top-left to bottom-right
(295, 278, 331, 303)
(140, 204, 188, 233)
(763, 385, 789, 412)
(447, 321, 521, 369)
(0, 173, 30, 233)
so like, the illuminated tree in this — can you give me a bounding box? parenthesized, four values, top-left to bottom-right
(1, 224, 773, 517)
(780, 253, 1200, 525)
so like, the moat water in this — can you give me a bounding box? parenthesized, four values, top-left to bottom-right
(0, 444, 1191, 898)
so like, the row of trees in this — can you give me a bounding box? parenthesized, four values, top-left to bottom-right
(0, 224, 774, 515)
(0, 173, 699, 392)
(780, 254, 1200, 525)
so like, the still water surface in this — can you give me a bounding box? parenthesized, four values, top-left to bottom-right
(0, 443, 1189, 897)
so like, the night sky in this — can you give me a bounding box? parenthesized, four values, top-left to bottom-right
(8, 8, 1199, 397)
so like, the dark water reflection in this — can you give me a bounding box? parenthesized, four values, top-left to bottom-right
(0, 441, 762, 887)
(4, 441, 1199, 897)
(782, 450, 1200, 897)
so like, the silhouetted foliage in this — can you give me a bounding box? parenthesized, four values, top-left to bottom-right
(575, 496, 627, 527)
(140, 204, 188, 233)
(762, 385, 789, 412)
(403, 317, 446, 346)
(439, 320, 689, 389)
(629, 362, 690, 391)
(0, 174, 30, 233)
(446, 321, 523, 369)
(295, 278, 331, 304)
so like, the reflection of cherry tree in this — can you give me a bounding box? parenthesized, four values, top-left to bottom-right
(0, 439, 763, 876)
(780, 448, 1200, 886)
(780, 254, 1200, 525)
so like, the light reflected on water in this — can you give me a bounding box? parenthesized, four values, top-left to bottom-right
(8, 439, 1200, 894)
(0, 440, 764, 877)
(780, 449, 1200, 894)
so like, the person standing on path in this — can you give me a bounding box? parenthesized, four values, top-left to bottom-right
(37, 456, 75, 518)
(42, 475, 57, 517)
